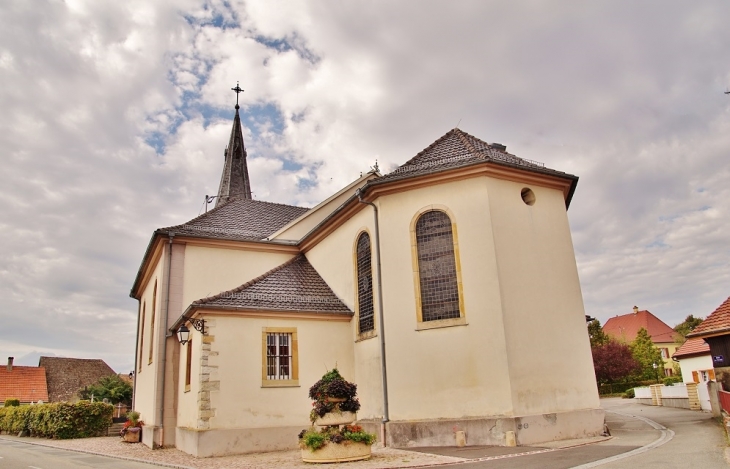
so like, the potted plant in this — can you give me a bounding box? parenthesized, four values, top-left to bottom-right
(299, 369, 376, 463)
(120, 411, 144, 443)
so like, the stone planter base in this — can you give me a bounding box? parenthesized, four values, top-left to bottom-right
(314, 411, 356, 427)
(122, 427, 141, 443)
(301, 441, 371, 463)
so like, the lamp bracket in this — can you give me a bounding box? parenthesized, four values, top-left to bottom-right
(190, 318, 206, 335)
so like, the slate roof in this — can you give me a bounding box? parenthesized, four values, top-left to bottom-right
(215, 106, 252, 206)
(39, 357, 116, 403)
(603, 309, 679, 343)
(191, 255, 352, 315)
(672, 337, 710, 359)
(0, 365, 48, 404)
(687, 297, 730, 338)
(159, 198, 309, 242)
(375, 128, 577, 188)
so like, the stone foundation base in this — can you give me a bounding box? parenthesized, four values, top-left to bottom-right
(175, 425, 303, 457)
(379, 408, 605, 448)
(173, 408, 604, 457)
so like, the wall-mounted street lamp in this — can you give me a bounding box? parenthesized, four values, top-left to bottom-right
(177, 318, 206, 345)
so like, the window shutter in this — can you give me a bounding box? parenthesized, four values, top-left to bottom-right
(709, 369, 716, 380)
(692, 371, 699, 383)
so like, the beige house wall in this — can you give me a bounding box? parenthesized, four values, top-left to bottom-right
(272, 173, 377, 242)
(181, 245, 294, 309)
(305, 209, 384, 421)
(655, 341, 680, 373)
(177, 330, 202, 428)
(486, 177, 599, 416)
(134, 252, 165, 427)
(678, 354, 714, 383)
(199, 314, 353, 429)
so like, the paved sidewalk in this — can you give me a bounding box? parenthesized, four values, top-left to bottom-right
(0, 432, 613, 469)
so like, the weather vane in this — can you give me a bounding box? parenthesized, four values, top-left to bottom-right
(231, 81, 244, 108)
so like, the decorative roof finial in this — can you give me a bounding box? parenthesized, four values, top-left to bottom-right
(231, 81, 244, 109)
(371, 159, 380, 173)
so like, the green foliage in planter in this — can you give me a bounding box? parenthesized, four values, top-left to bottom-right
(0, 401, 112, 439)
(298, 425, 376, 451)
(3, 399, 20, 407)
(300, 428, 328, 450)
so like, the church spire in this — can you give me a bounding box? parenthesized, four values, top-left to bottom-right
(216, 82, 252, 207)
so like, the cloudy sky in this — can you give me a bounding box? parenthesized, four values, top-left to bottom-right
(1, 1, 729, 373)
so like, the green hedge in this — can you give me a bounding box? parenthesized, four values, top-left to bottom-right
(0, 401, 113, 439)
(598, 380, 656, 395)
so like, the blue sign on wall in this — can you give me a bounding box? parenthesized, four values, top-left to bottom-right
(713, 355, 724, 363)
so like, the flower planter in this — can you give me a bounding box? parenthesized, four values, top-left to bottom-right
(315, 411, 356, 427)
(301, 441, 371, 463)
(122, 427, 141, 443)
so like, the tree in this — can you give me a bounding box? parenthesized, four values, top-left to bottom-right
(674, 314, 704, 339)
(587, 319, 609, 347)
(592, 340, 640, 384)
(630, 328, 664, 381)
(78, 375, 133, 405)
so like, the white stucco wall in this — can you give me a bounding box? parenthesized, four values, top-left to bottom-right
(134, 248, 165, 425)
(678, 354, 714, 383)
(486, 177, 599, 415)
(181, 245, 294, 309)
(305, 209, 383, 420)
(201, 314, 354, 430)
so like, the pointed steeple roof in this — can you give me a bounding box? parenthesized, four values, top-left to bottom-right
(216, 93, 252, 207)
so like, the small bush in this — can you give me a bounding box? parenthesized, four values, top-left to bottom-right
(3, 399, 20, 407)
(663, 376, 682, 386)
(623, 388, 635, 399)
(0, 401, 112, 439)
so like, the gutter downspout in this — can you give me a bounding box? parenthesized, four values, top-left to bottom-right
(356, 189, 390, 445)
(156, 233, 174, 447)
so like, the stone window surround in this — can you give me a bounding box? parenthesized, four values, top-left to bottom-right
(261, 327, 299, 388)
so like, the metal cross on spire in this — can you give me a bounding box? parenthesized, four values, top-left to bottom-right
(231, 81, 244, 108)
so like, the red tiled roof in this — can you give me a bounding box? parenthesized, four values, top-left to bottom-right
(672, 337, 710, 359)
(0, 366, 48, 404)
(687, 297, 730, 339)
(603, 309, 679, 343)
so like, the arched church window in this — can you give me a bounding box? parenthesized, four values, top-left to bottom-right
(356, 232, 375, 334)
(415, 210, 461, 321)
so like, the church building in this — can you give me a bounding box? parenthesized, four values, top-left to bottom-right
(130, 94, 603, 457)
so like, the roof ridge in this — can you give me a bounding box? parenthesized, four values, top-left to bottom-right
(194, 254, 304, 304)
(160, 198, 309, 232)
(398, 129, 458, 168)
(454, 128, 484, 159)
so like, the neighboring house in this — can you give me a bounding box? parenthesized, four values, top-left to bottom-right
(687, 296, 730, 389)
(130, 99, 603, 456)
(602, 306, 680, 376)
(39, 356, 116, 403)
(0, 357, 48, 405)
(672, 337, 714, 384)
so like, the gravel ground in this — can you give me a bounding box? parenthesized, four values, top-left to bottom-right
(0, 435, 466, 469)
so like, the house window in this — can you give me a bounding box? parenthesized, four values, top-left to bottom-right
(184, 338, 192, 392)
(356, 232, 375, 335)
(415, 210, 462, 322)
(138, 302, 146, 373)
(148, 280, 157, 365)
(261, 328, 299, 387)
(659, 348, 669, 359)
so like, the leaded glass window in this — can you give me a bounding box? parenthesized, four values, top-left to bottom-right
(415, 211, 461, 321)
(356, 232, 374, 333)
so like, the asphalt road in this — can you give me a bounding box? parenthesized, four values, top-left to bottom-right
(416, 397, 728, 468)
(0, 438, 162, 469)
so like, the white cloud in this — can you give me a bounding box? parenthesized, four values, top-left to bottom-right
(1, 1, 730, 372)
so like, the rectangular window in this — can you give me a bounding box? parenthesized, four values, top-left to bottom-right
(261, 328, 298, 387)
(184, 339, 192, 392)
(660, 348, 669, 359)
